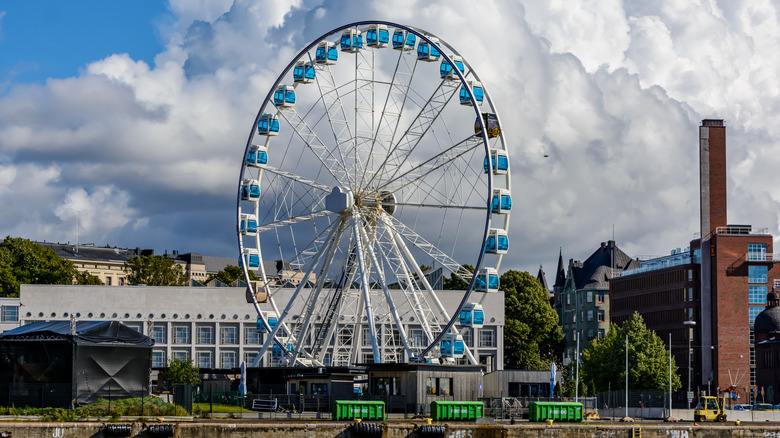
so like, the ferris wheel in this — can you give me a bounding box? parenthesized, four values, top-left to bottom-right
(238, 21, 511, 367)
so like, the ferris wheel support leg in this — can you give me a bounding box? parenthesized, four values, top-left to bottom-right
(357, 217, 414, 359)
(351, 214, 382, 363)
(254, 221, 342, 366)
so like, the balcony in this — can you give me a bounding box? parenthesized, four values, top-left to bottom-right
(745, 253, 780, 263)
(617, 251, 700, 278)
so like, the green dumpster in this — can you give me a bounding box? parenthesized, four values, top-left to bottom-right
(528, 401, 583, 422)
(430, 401, 485, 421)
(332, 400, 386, 421)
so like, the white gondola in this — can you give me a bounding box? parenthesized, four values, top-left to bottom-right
(460, 81, 484, 105)
(440, 333, 465, 359)
(340, 28, 363, 52)
(240, 179, 261, 201)
(273, 85, 295, 107)
(417, 36, 441, 61)
(475, 267, 499, 293)
(257, 113, 279, 136)
(484, 148, 509, 175)
(366, 24, 389, 47)
(440, 55, 464, 80)
(246, 144, 268, 168)
(460, 303, 485, 328)
(315, 41, 338, 64)
(485, 228, 509, 254)
(293, 61, 315, 83)
(491, 188, 511, 214)
(240, 213, 258, 236)
(242, 248, 260, 270)
(392, 29, 416, 50)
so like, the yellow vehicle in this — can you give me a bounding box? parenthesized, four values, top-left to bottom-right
(694, 396, 727, 422)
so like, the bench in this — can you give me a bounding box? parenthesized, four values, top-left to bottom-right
(251, 398, 278, 411)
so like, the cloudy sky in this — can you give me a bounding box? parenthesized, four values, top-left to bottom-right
(1, 0, 779, 280)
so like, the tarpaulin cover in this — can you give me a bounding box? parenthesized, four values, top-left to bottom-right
(0, 321, 152, 407)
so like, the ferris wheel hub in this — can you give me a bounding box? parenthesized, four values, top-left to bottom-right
(325, 186, 354, 214)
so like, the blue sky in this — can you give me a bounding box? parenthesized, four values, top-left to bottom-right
(0, 1, 170, 92)
(1, 1, 779, 278)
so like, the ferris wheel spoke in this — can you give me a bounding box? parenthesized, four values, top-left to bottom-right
(255, 210, 335, 234)
(262, 165, 333, 192)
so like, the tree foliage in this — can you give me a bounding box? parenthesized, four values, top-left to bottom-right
(443, 264, 473, 290)
(581, 312, 681, 392)
(74, 270, 105, 285)
(0, 236, 77, 297)
(204, 264, 258, 285)
(125, 255, 187, 286)
(160, 357, 201, 386)
(500, 270, 564, 370)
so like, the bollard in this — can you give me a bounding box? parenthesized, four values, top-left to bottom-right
(546, 419, 553, 426)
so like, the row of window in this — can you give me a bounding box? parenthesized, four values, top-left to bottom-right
(563, 291, 606, 305)
(152, 349, 254, 369)
(1, 305, 19, 322)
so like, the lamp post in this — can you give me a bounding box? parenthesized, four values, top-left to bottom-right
(684, 320, 697, 410)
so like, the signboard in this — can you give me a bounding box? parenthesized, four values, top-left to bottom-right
(687, 391, 694, 400)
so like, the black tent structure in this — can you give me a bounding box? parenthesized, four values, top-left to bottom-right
(0, 320, 153, 407)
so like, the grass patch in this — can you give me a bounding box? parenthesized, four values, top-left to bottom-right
(193, 403, 247, 414)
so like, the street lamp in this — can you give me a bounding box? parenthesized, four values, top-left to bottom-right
(684, 320, 697, 409)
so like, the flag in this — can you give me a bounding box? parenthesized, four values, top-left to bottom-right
(550, 362, 557, 398)
(239, 361, 247, 396)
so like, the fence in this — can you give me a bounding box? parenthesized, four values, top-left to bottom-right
(478, 396, 597, 419)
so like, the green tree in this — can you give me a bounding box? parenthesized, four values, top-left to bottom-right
(204, 264, 258, 285)
(580, 312, 681, 392)
(0, 236, 77, 297)
(160, 357, 201, 386)
(74, 270, 104, 285)
(125, 255, 187, 286)
(443, 264, 473, 290)
(500, 270, 564, 370)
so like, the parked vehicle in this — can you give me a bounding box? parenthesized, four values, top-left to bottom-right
(732, 404, 751, 411)
(752, 403, 776, 411)
(693, 396, 727, 422)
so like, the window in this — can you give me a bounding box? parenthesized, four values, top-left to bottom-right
(173, 325, 191, 344)
(462, 328, 473, 347)
(688, 270, 693, 281)
(1, 305, 19, 322)
(597, 293, 605, 304)
(245, 326, 260, 344)
(410, 329, 425, 347)
(749, 285, 768, 304)
(425, 377, 453, 395)
(749, 265, 768, 283)
(197, 326, 214, 344)
(587, 310, 593, 322)
(748, 243, 767, 261)
(598, 329, 605, 339)
(221, 351, 237, 369)
(586, 291, 593, 303)
(244, 351, 259, 366)
(597, 310, 605, 322)
(587, 330, 594, 341)
(749, 306, 764, 324)
(388, 328, 401, 346)
(221, 326, 238, 345)
(151, 325, 167, 344)
(172, 350, 189, 361)
(362, 327, 372, 346)
(152, 350, 166, 368)
(196, 350, 213, 368)
(566, 294, 570, 305)
(687, 288, 694, 301)
(479, 329, 495, 347)
(105, 277, 112, 286)
(119, 277, 125, 286)
(312, 383, 328, 395)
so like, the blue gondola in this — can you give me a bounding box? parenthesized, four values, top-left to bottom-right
(417, 36, 441, 62)
(392, 29, 416, 50)
(259, 315, 278, 333)
(366, 24, 389, 47)
(240, 213, 258, 236)
(246, 144, 268, 168)
(257, 113, 279, 136)
(491, 188, 511, 214)
(483, 149, 509, 175)
(316, 41, 338, 64)
(460, 303, 485, 328)
(273, 85, 295, 107)
(240, 179, 261, 201)
(340, 28, 363, 52)
(440, 333, 465, 358)
(242, 248, 260, 269)
(440, 55, 464, 79)
(474, 268, 499, 293)
(485, 229, 509, 254)
(293, 61, 315, 83)
(460, 81, 484, 105)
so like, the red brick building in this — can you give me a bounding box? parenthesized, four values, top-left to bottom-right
(610, 120, 779, 405)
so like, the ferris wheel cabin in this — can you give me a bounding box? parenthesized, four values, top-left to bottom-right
(392, 29, 416, 50)
(440, 333, 466, 359)
(316, 41, 338, 64)
(257, 114, 279, 136)
(242, 248, 260, 270)
(340, 28, 363, 52)
(273, 85, 296, 107)
(440, 55, 464, 80)
(247, 281, 268, 303)
(475, 267, 499, 293)
(417, 36, 441, 61)
(240, 179, 261, 201)
(460, 303, 485, 328)
(484, 149, 509, 175)
(293, 61, 315, 83)
(475, 113, 501, 138)
(460, 81, 484, 106)
(366, 24, 389, 47)
(240, 213, 259, 236)
(246, 144, 268, 168)
(491, 188, 512, 214)
(257, 314, 278, 332)
(485, 228, 509, 254)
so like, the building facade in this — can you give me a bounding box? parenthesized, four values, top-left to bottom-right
(755, 289, 780, 404)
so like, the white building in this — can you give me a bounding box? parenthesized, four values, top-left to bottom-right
(17, 285, 504, 371)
